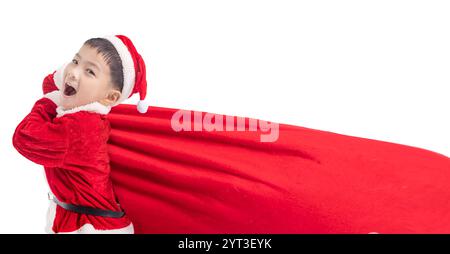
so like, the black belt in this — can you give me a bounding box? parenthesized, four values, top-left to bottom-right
(48, 192, 125, 218)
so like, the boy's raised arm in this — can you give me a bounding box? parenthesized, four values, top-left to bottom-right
(12, 91, 68, 168)
(42, 72, 58, 95)
(42, 62, 68, 95)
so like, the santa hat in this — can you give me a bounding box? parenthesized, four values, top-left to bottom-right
(103, 35, 148, 113)
(54, 35, 149, 113)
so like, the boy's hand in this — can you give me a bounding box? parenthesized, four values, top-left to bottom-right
(42, 62, 69, 95)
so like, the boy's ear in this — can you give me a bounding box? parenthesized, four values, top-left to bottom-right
(100, 89, 121, 106)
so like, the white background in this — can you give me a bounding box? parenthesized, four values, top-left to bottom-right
(0, 0, 448, 233)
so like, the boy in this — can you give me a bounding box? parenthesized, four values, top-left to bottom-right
(13, 35, 148, 234)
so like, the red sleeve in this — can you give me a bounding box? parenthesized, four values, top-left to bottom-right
(42, 71, 59, 95)
(43, 62, 68, 95)
(12, 97, 68, 168)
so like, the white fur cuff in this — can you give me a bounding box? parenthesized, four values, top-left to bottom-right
(44, 90, 62, 106)
(53, 62, 69, 91)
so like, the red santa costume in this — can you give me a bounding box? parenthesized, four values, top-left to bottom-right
(12, 35, 450, 234)
(13, 35, 147, 234)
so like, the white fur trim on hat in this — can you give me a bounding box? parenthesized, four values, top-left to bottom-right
(102, 36, 136, 105)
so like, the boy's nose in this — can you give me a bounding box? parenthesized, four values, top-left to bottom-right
(66, 70, 79, 82)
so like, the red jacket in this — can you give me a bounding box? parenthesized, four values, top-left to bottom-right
(13, 74, 132, 233)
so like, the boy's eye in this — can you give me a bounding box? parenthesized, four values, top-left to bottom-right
(87, 69, 96, 76)
(72, 59, 78, 65)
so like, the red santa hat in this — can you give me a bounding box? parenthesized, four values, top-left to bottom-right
(54, 35, 149, 113)
(102, 35, 148, 113)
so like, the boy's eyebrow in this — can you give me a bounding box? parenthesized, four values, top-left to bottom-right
(75, 53, 101, 72)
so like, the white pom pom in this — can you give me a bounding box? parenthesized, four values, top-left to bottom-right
(137, 100, 149, 113)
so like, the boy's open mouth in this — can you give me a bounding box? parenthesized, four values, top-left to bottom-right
(64, 82, 77, 96)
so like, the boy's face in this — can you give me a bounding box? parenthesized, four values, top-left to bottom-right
(61, 44, 121, 110)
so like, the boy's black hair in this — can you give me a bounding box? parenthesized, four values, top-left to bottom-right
(84, 38, 124, 92)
